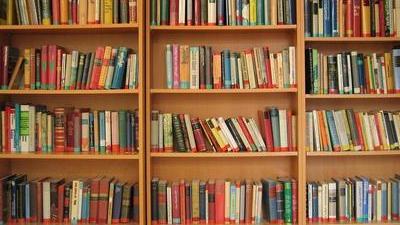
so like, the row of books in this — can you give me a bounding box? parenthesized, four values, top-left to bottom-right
(306, 109, 400, 152)
(1, 45, 138, 90)
(151, 178, 297, 225)
(165, 45, 296, 90)
(150, 108, 296, 153)
(0, 174, 139, 224)
(150, 0, 296, 26)
(307, 174, 400, 223)
(304, 0, 400, 37)
(0, 0, 137, 25)
(305, 47, 400, 95)
(0, 103, 139, 153)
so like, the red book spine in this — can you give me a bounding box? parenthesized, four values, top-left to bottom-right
(190, 118, 206, 152)
(1, 46, 7, 88)
(56, 49, 62, 90)
(244, 181, 253, 224)
(72, 0, 78, 24)
(66, 112, 74, 152)
(199, 119, 222, 152)
(4, 106, 10, 152)
(41, 45, 48, 89)
(346, 0, 354, 37)
(263, 47, 273, 88)
(57, 184, 65, 223)
(354, 112, 365, 150)
(54, 108, 66, 152)
(264, 112, 274, 151)
(214, 180, 224, 224)
(172, 183, 180, 223)
(89, 47, 105, 89)
(237, 117, 256, 151)
(207, 182, 215, 224)
(52, 0, 60, 24)
(170, 0, 178, 25)
(291, 180, 298, 224)
(194, 0, 201, 25)
(378, 0, 385, 36)
(179, 181, 186, 224)
(48, 45, 57, 90)
(353, 0, 361, 36)
(30, 49, 36, 90)
(97, 179, 110, 224)
(89, 180, 100, 223)
(373, 114, 383, 150)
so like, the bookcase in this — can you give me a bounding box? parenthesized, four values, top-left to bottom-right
(0, 1, 145, 224)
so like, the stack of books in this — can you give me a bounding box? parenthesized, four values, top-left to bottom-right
(0, 103, 139, 153)
(1, 45, 138, 90)
(151, 108, 296, 153)
(305, 47, 400, 94)
(0, 174, 139, 224)
(151, 177, 297, 224)
(165, 45, 296, 89)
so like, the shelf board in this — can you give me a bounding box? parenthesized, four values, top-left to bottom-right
(150, 25, 297, 32)
(0, 152, 139, 160)
(305, 36, 400, 42)
(310, 222, 400, 225)
(306, 94, 400, 99)
(0, 24, 138, 34)
(307, 151, 400, 156)
(151, 152, 298, 158)
(150, 88, 297, 94)
(0, 89, 138, 95)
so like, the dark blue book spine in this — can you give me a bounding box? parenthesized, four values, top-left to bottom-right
(304, 0, 311, 37)
(126, 112, 131, 151)
(312, 183, 318, 221)
(331, 0, 338, 36)
(236, 0, 242, 25)
(323, 0, 331, 37)
(223, 50, 231, 88)
(112, 184, 123, 222)
(291, 0, 296, 24)
(357, 54, 365, 92)
(269, 181, 277, 221)
(362, 179, 368, 222)
(111, 47, 128, 89)
(199, 182, 206, 222)
(89, 112, 94, 150)
(257, 0, 264, 25)
(217, 0, 225, 25)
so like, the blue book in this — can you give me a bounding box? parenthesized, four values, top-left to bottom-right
(361, 177, 369, 222)
(270, 108, 281, 149)
(112, 183, 123, 222)
(382, 181, 388, 221)
(256, 0, 264, 25)
(89, 112, 94, 150)
(323, 0, 332, 37)
(236, 0, 243, 25)
(223, 50, 231, 88)
(357, 54, 365, 91)
(217, 0, 225, 25)
(111, 47, 128, 89)
(126, 112, 131, 151)
(14, 104, 20, 152)
(312, 183, 318, 221)
(393, 47, 400, 92)
(261, 179, 277, 222)
(325, 110, 340, 151)
(165, 44, 173, 89)
(99, 111, 106, 153)
(81, 182, 88, 221)
(391, 179, 399, 219)
(331, 0, 338, 36)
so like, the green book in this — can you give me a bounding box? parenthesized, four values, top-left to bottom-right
(163, 113, 173, 151)
(160, 0, 169, 25)
(150, 0, 157, 25)
(281, 179, 292, 224)
(312, 49, 319, 94)
(41, 113, 48, 152)
(172, 114, 186, 152)
(76, 54, 86, 90)
(14, 104, 20, 152)
(119, 111, 127, 152)
(69, 51, 79, 90)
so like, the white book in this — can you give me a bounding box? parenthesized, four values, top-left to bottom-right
(337, 54, 344, 93)
(277, 53, 284, 88)
(362, 113, 374, 151)
(278, 109, 288, 151)
(237, 57, 244, 89)
(95, 0, 100, 22)
(231, 118, 251, 151)
(190, 47, 200, 89)
(332, 111, 346, 150)
(245, 52, 257, 89)
(158, 114, 164, 151)
(256, 183, 262, 224)
(242, 117, 261, 151)
(251, 183, 256, 223)
(253, 48, 263, 88)
(380, 56, 388, 94)
(224, 180, 231, 222)
(369, 114, 381, 149)
(218, 117, 238, 152)
(65, 54, 72, 90)
(184, 114, 196, 151)
(323, 182, 329, 220)
(129, 54, 137, 89)
(270, 53, 277, 87)
(105, 111, 112, 152)
(249, 118, 267, 151)
(205, 189, 209, 224)
(179, 0, 186, 24)
(230, 55, 237, 88)
(328, 182, 337, 221)
(289, 46, 296, 86)
(78, 181, 83, 220)
(235, 183, 240, 224)
(242, 1, 250, 24)
(42, 180, 51, 222)
(307, 183, 313, 219)
(167, 186, 172, 224)
(208, 0, 216, 24)
(317, 183, 322, 219)
(70, 180, 80, 223)
(312, 110, 321, 152)
(29, 106, 36, 152)
(186, 0, 193, 23)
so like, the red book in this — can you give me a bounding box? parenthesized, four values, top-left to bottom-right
(41, 45, 48, 89)
(345, 0, 354, 37)
(170, 0, 178, 25)
(352, 0, 361, 36)
(378, 0, 385, 36)
(287, 110, 293, 152)
(374, 113, 383, 150)
(263, 47, 273, 88)
(214, 180, 224, 224)
(72, 0, 78, 24)
(66, 111, 74, 152)
(179, 180, 186, 224)
(98, 178, 112, 224)
(54, 107, 66, 152)
(354, 112, 365, 151)
(194, 0, 201, 25)
(244, 180, 253, 224)
(207, 180, 215, 224)
(172, 182, 180, 223)
(291, 180, 298, 224)
(56, 49, 62, 90)
(199, 119, 222, 152)
(89, 47, 105, 89)
(264, 111, 274, 151)
(30, 48, 36, 90)
(236, 117, 256, 151)
(57, 183, 65, 223)
(190, 118, 206, 152)
(52, 0, 60, 24)
(89, 177, 102, 223)
(4, 106, 10, 152)
(48, 45, 57, 90)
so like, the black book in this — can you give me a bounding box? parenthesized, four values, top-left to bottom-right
(199, 181, 206, 222)
(305, 48, 313, 94)
(17, 182, 26, 221)
(172, 114, 186, 152)
(10, 175, 27, 220)
(370, 0, 376, 37)
(0, 174, 16, 224)
(81, 52, 92, 89)
(327, 55, 338, 94)
(205, 47, 213, 89)
(304, 0, 312, 36)
(383, 112, 396, 149)
(199, 46, 206, 89)
(225, 118, 246, 152)
(342, 52, 350, 94)
(151, 178, 159, 223)
(76, 54, 86, 90)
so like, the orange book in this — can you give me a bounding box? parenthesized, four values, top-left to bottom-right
(179, 45, 190, 88)
(354, 112, 365, 151)
(60, 0, 69, 24)
(317, 111, 329, 151)
(213, 52, 222, 89)
(345, 0, 354, 37)
(361, 0, 371, 36)
(98, 46, 112, 89)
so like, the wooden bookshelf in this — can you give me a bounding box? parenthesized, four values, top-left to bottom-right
(0, 1, 145, 225)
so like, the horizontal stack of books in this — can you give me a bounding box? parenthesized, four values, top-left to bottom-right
(150, 0, 296, 26)
(151, 108, 296, 153)
(1, 45, 138, 90)
(165, 45, 296, 89)
(151, 177, 297, 224)
(306, 109, 400, 152)
(307, 174, 400, 223)
(304, 0, 400, 37)
(0, 0, 138, 25)
(305, 47, 400, 94)
(0, 174, 139, 224)
(0, 103, 139, 153)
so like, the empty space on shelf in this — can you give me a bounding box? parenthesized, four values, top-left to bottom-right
(0, 159, 139, 182)
(306, 97, 400, 112)
(306, 156, 400, 181)
(150, 32, 296, 89)
(151, 157, 298, 181)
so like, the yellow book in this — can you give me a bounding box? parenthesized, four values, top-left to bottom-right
(179, 45, 189, 89)
(358, 112, 370, 151)
(206, 119, 226, 151)
(377, 111, 390, 150)
(60, 0, 69, 24)
(339, 0, 344, 37)
(98, 46, 112, 89)
(270, 0, 277, 25)
(88, 0, 96, 24)
(6, 0, 15, 25)
(384, 53, 394, 92)
(361, 0, 371, 37)
(24, 49, 31, 89)
(211, 118, 230, 151)
(249, 0, 256, 25)
(104, 0, 113, 24)
(79, 0, 88, 24)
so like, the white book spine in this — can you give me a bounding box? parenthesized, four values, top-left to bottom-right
(318, 184, 322, 219)
(249, 118, 267, 151)
(337, 54, 344, 93)
(230, 56, 237, 88)
(71, 180, 80, 223)
(190, 47, 200, 89)
(237, 57, 244, 89)
(78, 181, 83, 220)
(312, 110, 321, 151)
(167, 186, 172, 224)
(129, 54, 137, 89)
(246, 53, 257, 89)
(369, 114, 381, 149)
(218, 117, 238, 151)
(42, 181, 51, 221)
(105, 111, 112, 151)
(235, 184, 240, 224)
(205, 189, 209, 224)
(158, 114, 164, 150)
(224, 180, 231, 222)
(242, 117, 261, 151)
(185, 114, 197, 151)
(208, 0, 216, 24)
(232, 118, 251, 151)
(307, 183, 313, 220)
(179, 0, 186, 24)
(362, 113, 374, 151)
(251, 183, 256, 223)
(380, 57, 388, 94)
(270, 53, 277, 87)
(278, 109, 288, 150)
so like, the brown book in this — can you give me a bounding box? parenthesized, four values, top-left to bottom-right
(7, 57, 24, 89)
(199, 119, 219, 152)
(245, 179, 253, 224)
(98, 177, 114, 224)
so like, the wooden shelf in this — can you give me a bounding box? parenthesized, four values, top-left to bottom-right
(0, 89, 139, 95)
(307, 151, 400, 156)
(151, 152, 298, 158)
(305, 36, 400, 42)
(0, 24, 138, 33)
(306, 94, 400, 99)
(150, 25, 297, 32)
(0, 152, 139, 160)
(151, 88, 298, 94)
(309, 222, 400, 225)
